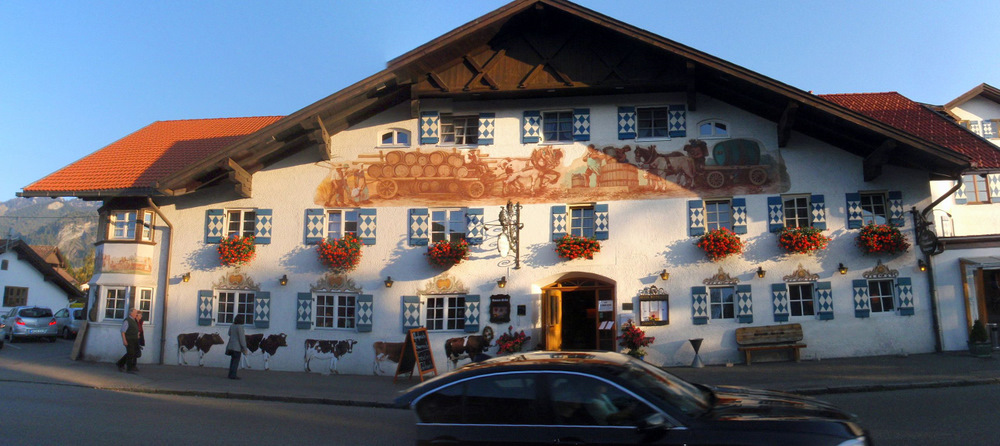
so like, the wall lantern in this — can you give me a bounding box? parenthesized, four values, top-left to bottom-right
(838, 263, 848, 275)
(384, 276, 394, 288)
(497, 276, 507, 288)
(279, 274, 288, 286)
(918, 259, 928, 272)
(181, 272, 191, 283)
(756, 267, 766, 279)
(659, 269, 670, 281)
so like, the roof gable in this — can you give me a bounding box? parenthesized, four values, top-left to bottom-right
(0, 240, 84, 298)
(945, 83, 1000, 111)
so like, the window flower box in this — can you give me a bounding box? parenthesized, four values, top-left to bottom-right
(426, 239, 470, 268)
(555, 235, 601, 260)
(316, 233, 363, 273)
(218, 235, 255, 267)
(777, 227, 830, 255)
(856, 224, 910, 255)
(697, 228, 743, 262)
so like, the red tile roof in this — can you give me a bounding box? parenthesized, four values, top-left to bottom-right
(820, 92, 1000, 169)
(23, 117, 283, 194)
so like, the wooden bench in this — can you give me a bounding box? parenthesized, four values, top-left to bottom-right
(736, 323, 806, 365)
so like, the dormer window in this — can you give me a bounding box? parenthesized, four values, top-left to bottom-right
(105, 210, 155, 242)
(379, 129, 410, 147)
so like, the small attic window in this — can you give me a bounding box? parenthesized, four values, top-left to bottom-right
(379, 129, 410, 147)
(698, 120, 729, 138)
(1, 259, 8, 270)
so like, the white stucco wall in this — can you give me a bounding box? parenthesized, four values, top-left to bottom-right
(81, 92, 942, 373)
(0, 250, 73, 315)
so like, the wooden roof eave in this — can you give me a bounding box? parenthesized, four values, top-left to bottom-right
(18, 187, 161, 200)
(945, 83, 1000, 110)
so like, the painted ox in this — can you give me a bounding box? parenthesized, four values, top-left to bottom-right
(633, 144, 697, 188)
(240, 333, 288, 371)
(372, 341, 406, 376)
(495, 147, 563, 196)
(176, 333, 224, 366)
(600, 145, 632, 163)
(304, 339, 358, 375)
(444, 326, 495, 370)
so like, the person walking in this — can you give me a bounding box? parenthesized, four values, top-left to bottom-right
(116, 308, 141, 373)
(226, 314, 249, 380)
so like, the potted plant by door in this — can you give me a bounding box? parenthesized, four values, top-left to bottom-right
(968, 319, 993, 358)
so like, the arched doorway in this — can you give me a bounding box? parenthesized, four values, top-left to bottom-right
(541, 276, 616, 351)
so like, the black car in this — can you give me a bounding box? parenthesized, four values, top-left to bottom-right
(395, 351, 869, 445)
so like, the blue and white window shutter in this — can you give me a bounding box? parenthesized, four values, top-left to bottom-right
(296, 293, 313, 329)
(573, 108, 590, 141)
(420, 111, 440, 144)
(735, 284, 753, 324)
(464, 295, 480, 333)
(198, 290, 214, 326)
(466, 208, 485, 245)
(254, 209, 272, 244)
(990, 174, 1000, 203)
(896, 277, 914, 316)
(401, 296, 422, 332)
(691, 286, 709, 325)
(408, 209, 430, 246)
(815, 282, 834, 320)
(617, 106, 636, 140)
(358, 209, 377, 245)
(887, 191, 904, 226)
(668, 104, 687, 138)
(477, 113, 495, 145)
(205, 209, 226, 243)
(771, 283, 790, 322)
(356, 294, 373, 332)
(550, 205, 568, 241)
(852, 280, 871, 318)
(767, 195, 826, 232)
(254, 292, 270, 328)
(522, 111, 541, 143)
(303, 208, 376, 245)
(594, 203, 609, 240)
(688, 198, 747, 235)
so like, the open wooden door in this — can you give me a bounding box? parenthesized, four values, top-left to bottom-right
(544, 289, 562, 350)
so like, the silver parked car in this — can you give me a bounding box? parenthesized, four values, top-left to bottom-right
(53, 307, 85, 339)
(2, 306, 58, 343)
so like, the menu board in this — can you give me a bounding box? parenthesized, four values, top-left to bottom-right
(395, 328, 438, 383)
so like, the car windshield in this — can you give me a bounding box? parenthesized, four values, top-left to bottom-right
(619, 359, 712, 417)
(19, 308, 53, 318)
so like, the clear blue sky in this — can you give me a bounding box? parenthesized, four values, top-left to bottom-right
(2, 0, 997, 200)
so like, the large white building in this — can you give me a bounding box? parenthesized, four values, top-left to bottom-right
(20, 0, 1000, 374)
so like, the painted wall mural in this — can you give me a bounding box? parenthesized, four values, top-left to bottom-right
(315, 138, 788, 206)
(100, 255, 153, 275)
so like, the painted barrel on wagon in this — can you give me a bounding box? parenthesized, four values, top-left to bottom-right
(712, 139, 761, 166)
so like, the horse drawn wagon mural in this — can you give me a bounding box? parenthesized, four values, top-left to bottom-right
(313, 138, 788, 206)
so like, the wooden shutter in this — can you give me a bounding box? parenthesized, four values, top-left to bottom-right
(852, 279, 871, 318)
(573, 108, 590, 141)
(408, 208, 429, 246)
(205, 209, 225, 243)
(687, 200, 705, 236)
(296, 292, 313, 329)
(420, 111, 439, 144)
(478, 113, 495, 145)
(736, 284, 753, 324)
(896, 277, 914, 316)
(358, 208, 377, 245)
(466, 208, 485, 245)
(668, 104, 686, 137)
(767, 196, 785, 232)
(617, 106, 636, 140)
(888, 191, 904, 226)
(401, 296, 422, 332)
(254, 291, 270, 328)
(731, 197, 747, 234)
(198, 290, 214, 326)
(254, 209, 272, 244)
(771, 283, 789, 322)
(464, 295, 481, 333)
(954, 180, 968, 205)
(691, 286, 708, 325)
(522, 110, 541, 143)
(356, 294, 373, 332)
(815, 281, 834, 320)
(809, 195, 826, 230)
(845, 193, 864, 228)
(304, 209, 326, 244)
(594, 203, 609, 240)
(550, 205, 567, 241)
(989, 174, 1000, 203)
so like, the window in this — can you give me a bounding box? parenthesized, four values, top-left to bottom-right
(550, 374, 656, 426)
(136, 287, 153, 322)
(698, 120, 729, 138)
(705, 200, 732, 231)
(543, 111, 573, 142)
(3, 286, 28, 307)
(788, 283, 815, 317)
(637, 107, 670, 139)
(104, 287, 128, 320)
(426, 295, 465, 331)
(379, 129, 410, 147)
(326, 209, 359, 239)
(570, 205, 595, 238)
(441, 114, 478, 145)
(859, 192, 888, 225)
(217, 291, 254, 324)
(141, 211, 154, 241)
(315, 293, 356, 329)
(963, 174, 991, 204)
(431, 209, 467, 243)
(783, 195, 811, 228)
(1, 259, 8, 270)
(416, 373, 541, 425)
(868, 280, 895, 313)
(106, 210, 155, 241)
(226, 210, 256, 238)
(709, 286, 735, 320)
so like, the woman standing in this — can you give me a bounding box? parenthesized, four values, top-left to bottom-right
(226, 315, 249, 380)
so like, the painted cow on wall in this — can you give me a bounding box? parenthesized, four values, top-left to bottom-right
(444, 326, 494, 370)
(372, 341, 406, 376)
(176, 333, 224, 366)
(304, 339, 358, 375)
(240, 333, 288, 371)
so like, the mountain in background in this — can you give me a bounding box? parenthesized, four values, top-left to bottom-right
(0, 197, 100, 271)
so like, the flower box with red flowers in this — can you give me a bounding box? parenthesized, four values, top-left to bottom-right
(618, 319, 655, 358)
(218, 235, 256, 267)
(496, 326, 531, 355)
(426, 239, 469, 268)
(555, 235, 601, 260)
(856, 223, 910, 255)
(316, 233, 363, 273)
(777, 226, 830, 255)
(697, 228, 744, 261)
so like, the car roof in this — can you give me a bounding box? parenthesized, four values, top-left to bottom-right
(395, 351, 637, 406)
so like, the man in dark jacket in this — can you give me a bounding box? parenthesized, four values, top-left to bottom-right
(116, 308, 140, 373)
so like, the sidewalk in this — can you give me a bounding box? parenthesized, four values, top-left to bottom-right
(2, 342, 999, 408)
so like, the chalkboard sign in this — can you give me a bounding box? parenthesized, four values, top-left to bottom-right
(394, 328, 437, 383)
